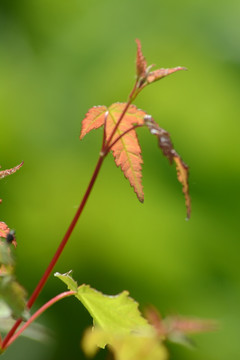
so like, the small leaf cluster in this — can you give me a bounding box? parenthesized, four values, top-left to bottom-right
(80, 40, 190, 218)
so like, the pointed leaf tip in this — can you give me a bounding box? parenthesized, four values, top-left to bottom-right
(107, 103, 147, 203)
(173, 156, 191, 219)
(55, 271, 78, 292)
(147, 66, 187, 84)
(135, 39, 147, 78)
(80, 106, 108, 140)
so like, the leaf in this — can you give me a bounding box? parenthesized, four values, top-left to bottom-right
(0, 242, 15, 268)
(56, 272, 167, 360)
(0, 162, 23, 204)
(0, 224, 28, 320)
(80, 103, 147, 202)
(0, 222, 10, 240)
(0, 162, 24, 180)
(0, 244, 28, 320)
(145, 306, 217, 348)
(167, 316, 218, 335)
(146, 67, 187, 84)
(55, 272, 150, 348)
(144, 115, 191, 219)
(135, 39, 147, 78)
(82, 327, 168, 360)
(0, 223, 17, 249)
(173, 157, 191, 220)
(0, 274, 28, 320)
(0, 224, 16, 274)
(0, 318, 53, 344)
(80, 106, 107, 140)
(54, 271, 78, 292)
(76, 286, 148, 337)
(134, 40, 186, 91)
(107, 103, 146, 202)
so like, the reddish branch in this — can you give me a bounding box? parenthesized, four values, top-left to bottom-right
(5, 291, 75, 348)
(1, 84, 137, 350)
(1, 155, 104, 348)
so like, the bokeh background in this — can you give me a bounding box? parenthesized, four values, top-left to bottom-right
(0, 0, 240, 359)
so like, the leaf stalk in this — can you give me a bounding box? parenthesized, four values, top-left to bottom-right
(1, 155, 105, 349)
(3, 291, 75, 349)
(107, 124, 144, 152)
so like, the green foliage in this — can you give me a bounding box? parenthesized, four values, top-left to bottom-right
(0, 275, 27, 320)
(55, 272, 149, 337)
(0, 242, 27, 320)
(82, 328, 167, 360)
(56, 271, 167, 360)
(0, 242, 14, 268)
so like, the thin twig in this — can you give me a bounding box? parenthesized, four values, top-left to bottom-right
(2, 78, 141, 349)
(2, 155, 104, 348)
(5, 291, 76, 348)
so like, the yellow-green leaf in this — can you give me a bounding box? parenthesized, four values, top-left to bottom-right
(82, 327, 168, 360)
(56, 272, 150, 348)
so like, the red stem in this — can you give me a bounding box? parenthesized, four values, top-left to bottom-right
(103, 92, 136, 153)
(5, 291, 76, 349)
(2, 155, 105, 349)
(102, 111, 109, 150)
(106, 124, 143, 152)
(2, 79, 140, 350)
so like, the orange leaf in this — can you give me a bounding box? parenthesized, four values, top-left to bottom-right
(134, 40, 186, 91)
(144, 115, 191, 218)
(0, 222, 10, 239)
(107, 103, 147, 202)
(80, 106, 107, 140)
(0, 162, 24, 180)
(0, 162, 24, 204)
(145, 306, 218, 341)
(135, 39, 147, 78)
(79, 103, 147, 202)
(168, 315, 218, 335)
(146, 66, 187, 84)
(173, 157, 191, 220)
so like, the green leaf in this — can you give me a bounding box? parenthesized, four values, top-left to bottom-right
(0, 275, 28, 320)
(56, 273, 168, 360)
(54, 271, 78, 291)
(0, 318, 53, 344)
(0, 242, 15, 268)
(0, 241, 28, 321)
(82, 327, 168, 360)
(56, 272, 151, 347)
(76, 285, 148, 336)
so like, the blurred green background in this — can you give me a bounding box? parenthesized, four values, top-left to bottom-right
(0, 0, 240, 359)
